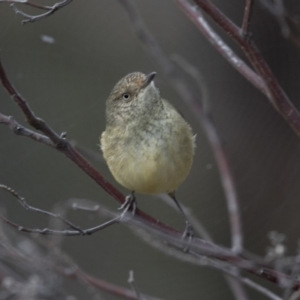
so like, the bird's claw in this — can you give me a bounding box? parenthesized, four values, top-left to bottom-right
(182, 222, 194, 253)
(118, 193, 136, 220)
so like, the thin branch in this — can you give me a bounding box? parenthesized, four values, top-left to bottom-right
(128, 270, 145, 300)
(175, 0, 266, 95)
(0, 0, 73, 24)
(0, 229, 164, 300)
(226, 274, 251, 300)
(241, 0, 254, 37)
(70, 140, 106, 164)
(0, 112, 54, 147)
(159, 196, 250, 300)
(211, 260, 283, 300)
(0, 60, 63, 144)
(178, 0, 300, 137)
(0, 0, 51, 10)
(61, 267, 162, 300)
(119, 0, 243, 255)
(242, 277, 282, 300)
(0, 184, 92, 234)
(0, 212, 120, 236)
(1, 182, 299, 291)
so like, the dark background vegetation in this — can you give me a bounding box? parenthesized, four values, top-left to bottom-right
(1, 1, 300, 299)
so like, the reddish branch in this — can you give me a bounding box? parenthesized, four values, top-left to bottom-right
(241, 0, 254, 37)
(176, 0, 300, 137)
(0, 112, 53, 147)
(59, 267, 164, 300)
(177, 3, 266, 95)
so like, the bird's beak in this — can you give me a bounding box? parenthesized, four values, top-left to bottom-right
(141, 72, 156, 89)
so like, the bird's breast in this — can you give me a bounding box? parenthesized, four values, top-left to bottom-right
(101, 119, 194, 194)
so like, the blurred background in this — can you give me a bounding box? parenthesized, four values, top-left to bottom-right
(1, 0, 300, 299)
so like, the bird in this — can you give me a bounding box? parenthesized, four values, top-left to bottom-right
(101, 72, 195, 237)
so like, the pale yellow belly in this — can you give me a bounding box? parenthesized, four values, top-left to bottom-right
(102, 133, 194, 194)
(109, 151, 190, 194)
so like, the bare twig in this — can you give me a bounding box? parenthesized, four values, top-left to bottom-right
(0, 210, 120, 236)
(0, 112, 54, 147)
(61, 267, 162, 300)
(70, 140, 106, 164)
(1, 180, 299, 290)
(158, 196, 251, 300)
(241, 0, 254, 37)
(0, 0, 50, 10)
(200, 257, 283, 300)
(242, 277, 282, 300)
(226, 275, 251, 300)
(0, 184, 86, 234)
(0, 229, 164, 300)
(175, 1, 266, 95)
(177, 0, 300, 137)
(128, 270, 145, 300)
(0, 0, 73, 24)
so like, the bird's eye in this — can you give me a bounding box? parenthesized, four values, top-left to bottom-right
(122, 93, 131, 101)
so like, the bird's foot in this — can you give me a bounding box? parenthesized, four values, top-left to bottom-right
(182, 222, 194, 253)
(118, 192, 136, 220)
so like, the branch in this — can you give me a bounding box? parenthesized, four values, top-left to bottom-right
(0, 227, 164, 300)
(0, 184, 86, 234)
(0, 183, 123, 236)
(176, 0, 266, 95)
(0, 0, 73, 24)
(59, 266, 163, 300)
(1, 181, 300, 291)
(241, 0, 254, 37)
(0, 112, 53, 147)
(177, 0, 300, 137)
(128, 270, 145, 300)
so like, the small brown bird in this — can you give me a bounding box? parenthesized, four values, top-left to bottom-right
(101, 72, 195, 236)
